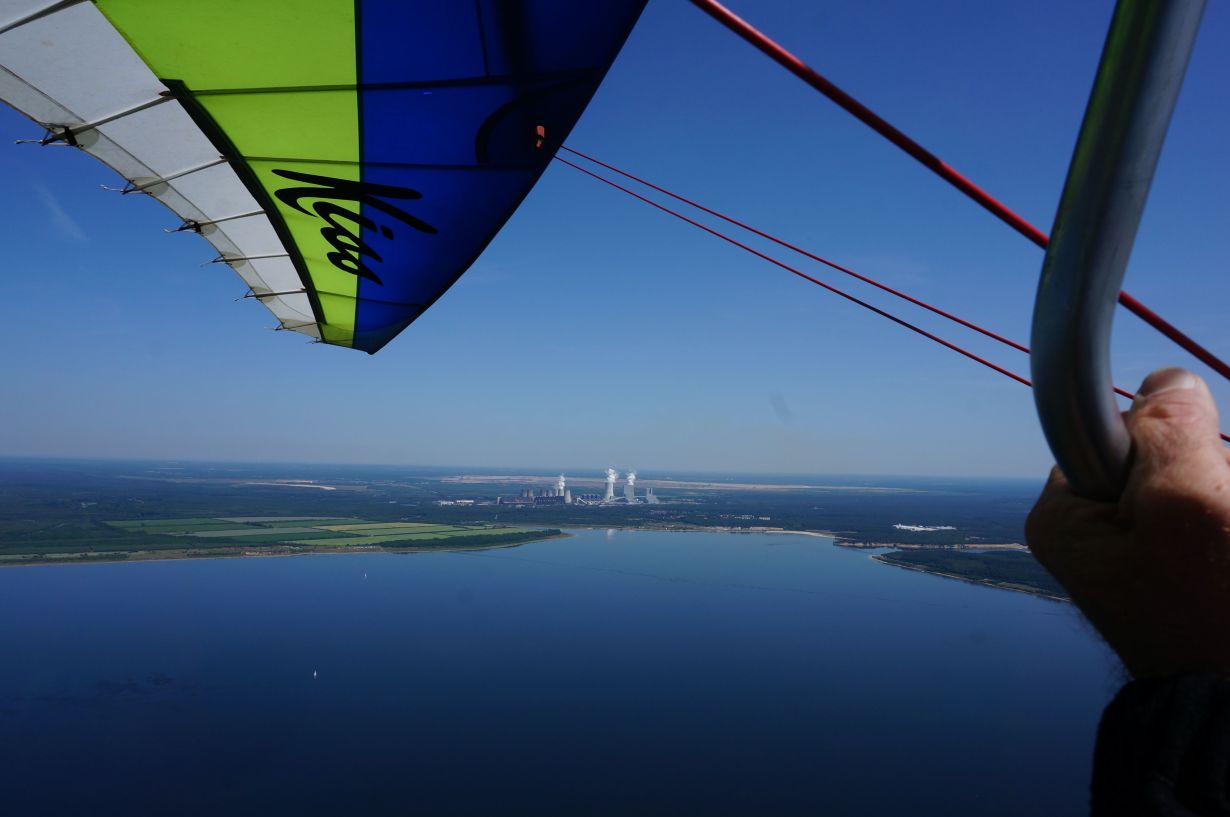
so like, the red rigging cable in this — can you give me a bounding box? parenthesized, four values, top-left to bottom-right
(556, 154, 1230, 445)
(562, 145, 1029, 355)
(555, 154, 1033, 386)
(688, 0, 1047, 249)
(688, 0, 1230, 383)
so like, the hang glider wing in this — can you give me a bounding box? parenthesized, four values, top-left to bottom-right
(0, 0, 646, 352)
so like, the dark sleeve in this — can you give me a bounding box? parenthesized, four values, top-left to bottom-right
(1093, 673, 1230, 816)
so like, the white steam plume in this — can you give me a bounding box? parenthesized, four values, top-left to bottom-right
(626, 471, 636, 486)
(605, 468, 618, 484)
(558, 474, 566, 492)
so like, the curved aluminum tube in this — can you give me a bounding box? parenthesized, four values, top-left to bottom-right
(1031, 0, 1204, 501)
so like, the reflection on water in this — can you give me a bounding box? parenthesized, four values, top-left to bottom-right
(0, 530, 1114, 816)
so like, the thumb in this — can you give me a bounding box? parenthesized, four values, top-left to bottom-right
(1125, 368, 1227, 494)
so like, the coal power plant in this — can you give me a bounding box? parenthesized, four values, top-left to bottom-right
(575, 469, 658, 505)
(497, 471, 660, 507)
(497, 474, 571, 507)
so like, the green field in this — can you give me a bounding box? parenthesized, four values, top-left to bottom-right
(106, 517, 363, 536)
(185, 531, 349, 544)
(288, 526, 525, 547)
(107, 519, 246, 532)
(90, 516, 556, 555)
(315, 525, 463, 537)
(237, 518, 359, 528)
(108, 518, 230, 528)
(285, 533, 447, 546)
(317, 526, 442, 534)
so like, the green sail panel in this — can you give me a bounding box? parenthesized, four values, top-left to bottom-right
(96, 0, 361, 347)
(2, 1, 647, 352)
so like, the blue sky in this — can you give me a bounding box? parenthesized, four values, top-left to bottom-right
(3, 0, 1227, 478)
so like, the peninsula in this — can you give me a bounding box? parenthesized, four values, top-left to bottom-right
(0, 515, 563, 566)
(872, 549, 1068, 601)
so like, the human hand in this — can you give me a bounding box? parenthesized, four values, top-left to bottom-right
(1027, 368, 1230, 679)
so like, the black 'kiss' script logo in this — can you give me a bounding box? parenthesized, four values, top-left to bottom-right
(271, 169, 437, 286)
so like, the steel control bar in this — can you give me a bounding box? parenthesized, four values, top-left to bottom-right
(1031, 0, 1205, 500)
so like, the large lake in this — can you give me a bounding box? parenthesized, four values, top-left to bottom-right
(0, 529, 1116, 815)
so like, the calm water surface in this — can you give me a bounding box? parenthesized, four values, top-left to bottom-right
(0, 529, 1116, 816)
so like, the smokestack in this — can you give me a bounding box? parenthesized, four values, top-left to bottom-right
(565, 488, 572, 504)
(624, 470, 636, 503)
(604, 468, 617, 502)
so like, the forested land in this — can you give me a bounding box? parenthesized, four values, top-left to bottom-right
(876, 549, 1066, 600)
